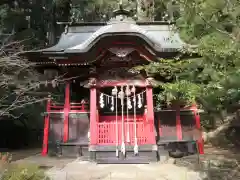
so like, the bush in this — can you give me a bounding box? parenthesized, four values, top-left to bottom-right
(0, 153, 49, 180)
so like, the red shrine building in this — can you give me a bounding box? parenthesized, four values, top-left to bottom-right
(23, 8, 204, 163)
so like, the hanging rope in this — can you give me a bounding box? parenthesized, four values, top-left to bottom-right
(126, 96, 130, 143)
(115, 94, 119, 157)
(125, 85, 131, 143)
(101, 86, 143, 156)
(132, 86, 138, 155)
(119, 86, 126, 155)
(112, 86, 119, 157)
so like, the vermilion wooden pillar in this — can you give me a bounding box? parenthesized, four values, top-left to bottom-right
(42, 97, 51, 156)
(63, 82, 70, 142)
(90, 86, 97, 145)
(193, 105, 204, 154)
(146, 85, 156, 144)
(176, 106, 183, 140)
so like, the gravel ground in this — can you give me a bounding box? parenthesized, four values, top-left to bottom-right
(175, 145, 240, 180)
(14, 154, 75, 169)
(10, 145, 240, 180)
(46, 160, 204, 180)
(9, 149, 205, 180)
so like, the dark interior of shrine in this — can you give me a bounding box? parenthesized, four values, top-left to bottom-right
(70, 82, 90, 103)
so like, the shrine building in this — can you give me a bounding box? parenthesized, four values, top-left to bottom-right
(22, 7, 204, 163)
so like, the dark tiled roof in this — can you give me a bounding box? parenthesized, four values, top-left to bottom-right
(41, 23, 186, 54)
(22, 19, 191, 61)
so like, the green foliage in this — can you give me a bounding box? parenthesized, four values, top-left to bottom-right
(1, 164, 48, 180)
(70, 0, 137, 22)
(0, 153, 46, 180)
(135, 58, 193, 81)
(137, 0, 240, 129)
(156, 80, 201, 106)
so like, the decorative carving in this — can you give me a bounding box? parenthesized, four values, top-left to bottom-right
(99, 48, 148, 69)
(100, 56, 135, 69)
(145, 77, 154, 86)
(98, 67, 141, 80)
(88, 77, 96, 86)
(108, 47, 135, 58)
(89, 67, 97, 74)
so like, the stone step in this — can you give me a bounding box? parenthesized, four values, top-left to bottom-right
(96, 158, 150, 164)
(96, 150, 157, 164)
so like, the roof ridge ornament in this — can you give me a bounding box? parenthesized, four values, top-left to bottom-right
(112, 0, 132, 18)
(119, 0, 123, 10)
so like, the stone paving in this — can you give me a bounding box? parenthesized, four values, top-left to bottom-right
(46, 159, 204, 180)
(14, 154, 75, 169)
(11, 148, 205, 180)
(11, 145, 240, 180)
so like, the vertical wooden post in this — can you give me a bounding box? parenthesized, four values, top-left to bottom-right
(63, 82, 70, 142)
(146, 86, 156, 144)
(193, 105, 204, 154)
(158, 113, 163, 137)
(176, 106, 182, 140)
(90, 86, 97, 145)
(42, 96, 51, 156)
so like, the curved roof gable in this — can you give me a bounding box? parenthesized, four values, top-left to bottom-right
(41, 22, 186, 55)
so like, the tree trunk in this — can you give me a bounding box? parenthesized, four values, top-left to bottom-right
(203, 123, 229, 142)
(202, 114, 235, 142)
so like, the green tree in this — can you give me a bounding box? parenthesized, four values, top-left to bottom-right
(140, 0, 240, 129)
(1, 0, 239, 132)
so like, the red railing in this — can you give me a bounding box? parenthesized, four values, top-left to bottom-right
(155, 104, 204, 154)
(97, 122, 152, 145)
(48, 101, 89, 113)
(96, 108, 154, 145)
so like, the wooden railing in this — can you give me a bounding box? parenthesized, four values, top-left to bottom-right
(48, 101, 89, 113)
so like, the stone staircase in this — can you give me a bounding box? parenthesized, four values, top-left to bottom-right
(96, 150, 157, 164)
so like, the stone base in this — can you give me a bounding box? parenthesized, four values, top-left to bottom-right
(89, 151, 96, 161)
(158, 146, 169, 163)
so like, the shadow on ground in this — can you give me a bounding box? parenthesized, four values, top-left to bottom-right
(176, 127, 240, 180)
